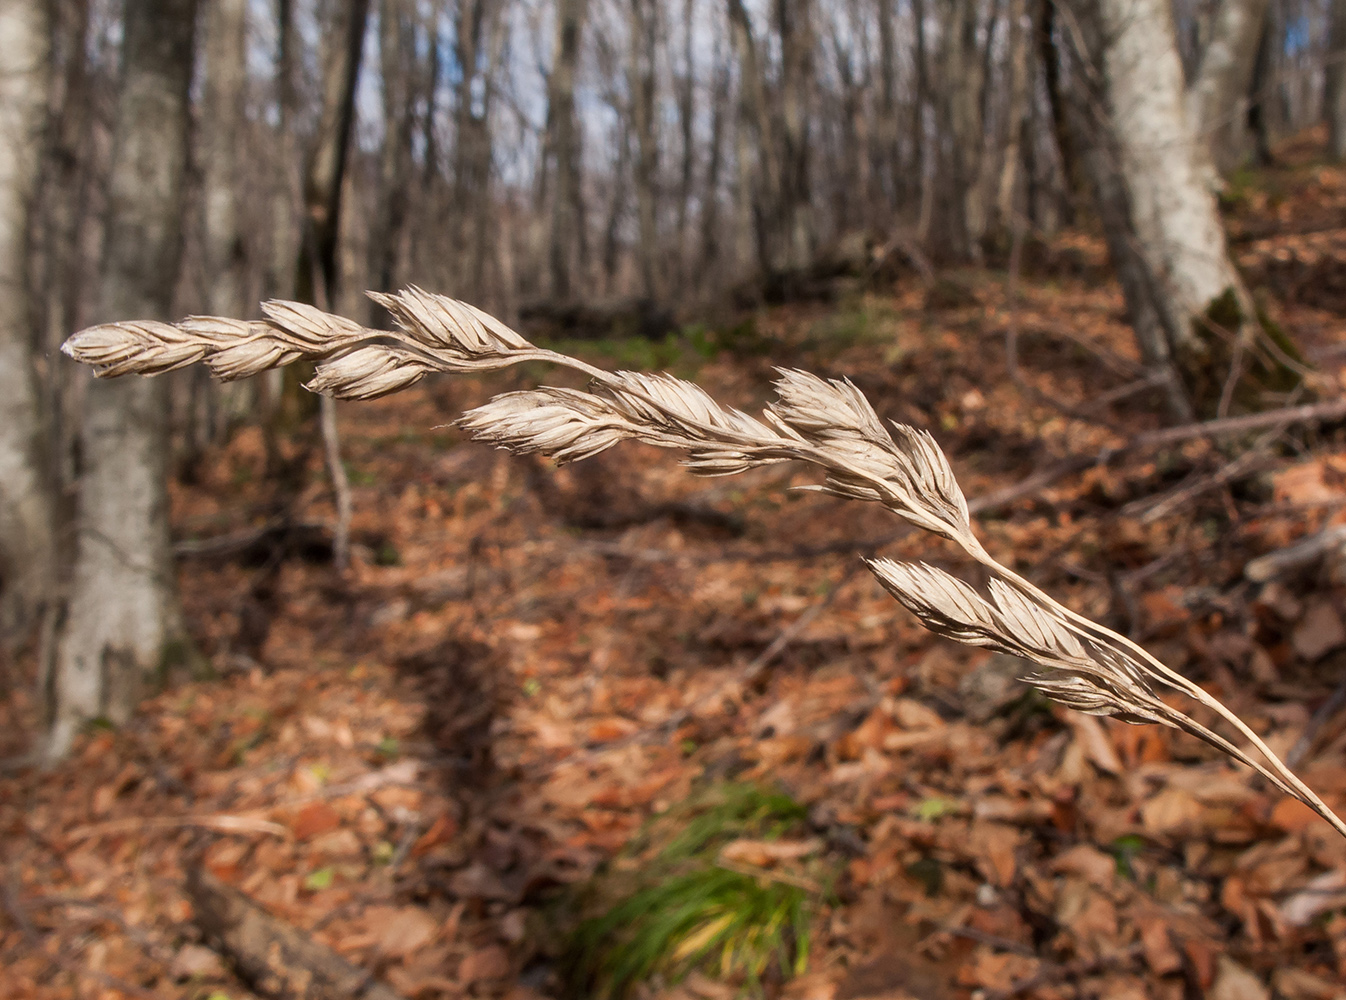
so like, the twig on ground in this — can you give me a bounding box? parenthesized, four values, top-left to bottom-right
(1288, 675, 1346, 769)
(67, 814, 288, 841)
(1245, 525, 1346, 583)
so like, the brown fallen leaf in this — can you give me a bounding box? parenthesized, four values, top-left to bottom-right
(1209, 956, 1270, 1000)
(1293, 599, 1346, 662)
(374, 906, 441, 959)
(460, 944, 511, 983)
(1065, 714, 1122, 775)
(720, 837, 824, 866)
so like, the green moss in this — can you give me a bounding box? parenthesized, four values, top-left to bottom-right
(1178, 286, 1310, 418)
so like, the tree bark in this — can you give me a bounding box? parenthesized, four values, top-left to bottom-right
(49, 0, 198, 760)
(368, 0, 416, 326)
(1069, 0, 1283, 419)
(775, 0, 815, 271)
(628, 0, 660, 299)
(202, 0, 248, 318)
(0, 0, 53, 646)
(935, 0, 985, 260)
(298, 0, 369, 572)
(997, 0, 1030, 228)
(451, 0, 503, 301)
(296, 0, 371, 307)
(1186, 0, 1271, 172)
(546, 0, 589, 301)
(1328, 0, 1346, 160)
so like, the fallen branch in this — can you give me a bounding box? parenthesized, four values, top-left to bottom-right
(68, 814, 288, 842)
(187, 868, 407, 1000)
(1245, 525, 1346, 583)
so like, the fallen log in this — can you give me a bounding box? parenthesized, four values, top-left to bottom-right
(186, 868, 407, 1000)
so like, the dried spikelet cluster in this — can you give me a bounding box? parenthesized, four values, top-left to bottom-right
(62, 287, 1346, 840)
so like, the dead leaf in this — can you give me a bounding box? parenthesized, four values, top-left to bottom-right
(1066, 714, 1122, 775)
(1271, 967, 1346, 1000)
(1049, 844, 1115, 890)
(1270, 796, 1322, 834)
(460, 945, 511, 983)
(1209, 956, 1269, 1000)
(376, 906, 441, 958)
(291, 801, 341, 840)
(1140, 786, 1202, 838)
(1293, 600, 1346, 662)
(720, 837, 823, 866)
(169, 943, 226, 981)
(1134, 913, 1182, 976)
(1281, 870, 1346, 927)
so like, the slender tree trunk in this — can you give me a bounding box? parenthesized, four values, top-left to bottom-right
(935, 0, 985, 260)
(452, 0, 502, 299)
(1038, 0, 1081, 223)
(369, 0, 416, 326)
(1186, 0, 1271, 172)
(202, 0, 248, 319)
(298, 0, 369, 573)
(728, 0, 774, 275)
(997, 0, 1029, 228)
(628, 0, 660, 299)
(0, 0, 53, 647)
(1247, 6, 1275, 165)
(547, 0, 589, 300)
(698, 55, 728, 284)
(875, 0, 901, 212)
(1328, 0, 1346, 159)
(673, 0, 696, 291)
(196, 0, 250, 450)
(775, 0, 814, 270)
(297, 0, 370, 307)
(49, 0, 198, 760)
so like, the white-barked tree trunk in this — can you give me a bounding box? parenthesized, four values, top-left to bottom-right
(48, 0, 198, 760)
(0, 0, 54, 648)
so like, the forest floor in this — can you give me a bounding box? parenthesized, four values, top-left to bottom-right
(7, 134, 1346, 1000)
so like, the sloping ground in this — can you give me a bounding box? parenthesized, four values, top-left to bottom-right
(6, 149, 1346, 1000)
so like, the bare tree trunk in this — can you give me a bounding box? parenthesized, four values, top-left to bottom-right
(297, 0, 370, 308)
(196, 0, 250, 451)
(368, 0, 416, 326)
(1093, 0, 1247, 351)
(49, 0, 198, 760)
(997, 0, 1030, 227)
(628, 0, 660, 299)
(672, 0, 696, 291)
(1328, 0, 1346, 159)
(546, 0, 589, 300)
(698, 54, 728, 285)
(1038, 0, 1081, 224)
(202, 0, 248, 319)
(298, 0, 369, 573)
(1186, 0, 1270, 172)
(875, 0, 899, 214)
(1067, 0, 1286, 420)
(268, 0, 298, 302)
(0, 0, 53, 647)
(935, 0, 985, 261)
(728, 0, 774, 275)
(775, 0, 814, 270)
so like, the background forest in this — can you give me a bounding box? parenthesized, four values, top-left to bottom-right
(6, 0, 1346, 997)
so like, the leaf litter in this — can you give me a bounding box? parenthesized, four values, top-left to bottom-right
(8, 154, 1346, 1000)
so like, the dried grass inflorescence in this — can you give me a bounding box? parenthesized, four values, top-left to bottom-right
(62, 287, 1346, 840)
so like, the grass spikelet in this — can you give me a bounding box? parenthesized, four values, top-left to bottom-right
(58, 288, 1346, 842)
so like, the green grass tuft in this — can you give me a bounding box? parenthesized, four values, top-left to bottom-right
(563, 782, 823, 1000)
